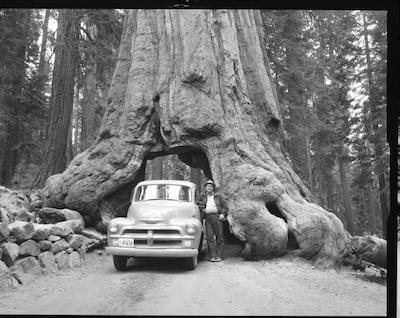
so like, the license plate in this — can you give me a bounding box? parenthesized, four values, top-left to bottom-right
(119, 238, 134, 247)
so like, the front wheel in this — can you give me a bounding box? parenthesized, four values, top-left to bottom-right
(113, 255, 128, 271)
(185, 255, 198, 270)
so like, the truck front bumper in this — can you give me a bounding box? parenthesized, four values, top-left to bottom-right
(105, 246, 198, 258)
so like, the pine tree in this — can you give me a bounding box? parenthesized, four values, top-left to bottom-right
(33, 9, 80, 187)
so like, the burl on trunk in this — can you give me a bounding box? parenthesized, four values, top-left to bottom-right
(42, 10, 349, 261)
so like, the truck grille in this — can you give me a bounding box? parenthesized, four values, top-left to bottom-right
(120, 228, 183, 248)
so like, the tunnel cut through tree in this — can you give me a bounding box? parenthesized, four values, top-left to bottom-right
(41, 9, 349, 262)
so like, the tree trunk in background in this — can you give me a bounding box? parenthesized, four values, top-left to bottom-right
(283, 11, 311, 188)
(33, 9, 79, 188)
(362, 13, 388, 238)
(81, 68, 97, 150)
(38, 9, 50, 78)
(191, 167, 202, 193)
(365, 186, 376, 235)
(0, 9, 31, 187)
(338, 156, 354, 235)
(152, 157, 163, 180)
(41, 10, 349, 262)
(73, 85, 80, 156)
(66, 109, 74, 163)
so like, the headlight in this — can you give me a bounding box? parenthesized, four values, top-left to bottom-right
(185, 223, 197, 235)
(108, 222, 119, 234)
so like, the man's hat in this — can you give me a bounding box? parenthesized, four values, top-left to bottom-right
(204, 180, 215, 187)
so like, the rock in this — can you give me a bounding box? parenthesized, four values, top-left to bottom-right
(32, 223, 52, 241)
(38, 251, 58, 274)
(66, 247, 73, 254)
(65, 233, 73, 242)
(56, 219, 84, 234)
(69, 234, 85, 250)
(77, 247, 86, 262)
(0, 247, 2, 260)
(9, 256, 42, 285)
(0, 207, 10, 225)
(0, 187, 32, 222)
(29, 192, 43, 209)
(69, 251, 82, 268)
(55, 251, 70, 270)
(39, 207, 84, 225)
(0, 222, 10, 242)
(48, 235, 61, 242)
(50, 223, 73, 237)
(7, 221, 34, 243)
(19, 239, 41, 257)
(39, 240, 52, 251)
(1, 242, 20, 266)
(51, 238, 69, 254)
(0, 260, 12, 289)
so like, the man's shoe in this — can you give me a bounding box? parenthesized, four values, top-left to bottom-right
(209, 257, 216, 262)
(215, 257, 222, 262)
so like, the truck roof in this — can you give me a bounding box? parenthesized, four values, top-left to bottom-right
(136, 180, 197, 188)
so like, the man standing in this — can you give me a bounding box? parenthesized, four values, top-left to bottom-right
(198, 180, 228, 262)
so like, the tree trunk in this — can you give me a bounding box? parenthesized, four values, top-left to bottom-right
(338, 156, 354, 235)
(152, 157, 163, 180)
(362, 13, 389, 238)
(365, 186, 376, 235)
(190, 167, 202, 193)
(33, 9, 79, 188)
(41, 10, 349, 261)
(38, 9, 50, 78)
(73, 84, 80, 156)
(81, 68, 97, 150)
(0, 9, 31, 187)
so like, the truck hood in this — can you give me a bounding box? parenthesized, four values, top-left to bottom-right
(128, 201, 195, 224)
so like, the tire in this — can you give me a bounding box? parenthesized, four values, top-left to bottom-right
(113, 255, 128, 271)
(185, 256, 198, 270)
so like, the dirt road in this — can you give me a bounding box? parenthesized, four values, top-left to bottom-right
(0, 249, 386, 316)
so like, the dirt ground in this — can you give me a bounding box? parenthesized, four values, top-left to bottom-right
(0, 247, 387, 316)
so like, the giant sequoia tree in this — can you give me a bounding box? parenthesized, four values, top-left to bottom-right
(41, 10, 349, 261)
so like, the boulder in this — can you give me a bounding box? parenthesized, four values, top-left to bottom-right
(48, 235, 61, 242)
(9, 256, 42, 285)
(39, 240, 52, 251)
(0, 186, 32, 222)
(38, 251, 58, 274)
(0, 260, 12, 289)
(0, 222, 10, 242)
(51, 238, 69, 254)
(0, 207, 10, 225)
(39, 207, 84, 225)
(69, 251, 82, 268)
(69, 234, 85, 250)
(50, 223, 73, 237)
(19, 239, 41, 257)
(29, 192, 43, 210)
(55, 251, 70, 270)
(1, 242, 19, 266)
(32, 223, 53, 241)
(66, 247, 73, 254)
(7, 221, 34, 243)
(56, 219, 84, 234)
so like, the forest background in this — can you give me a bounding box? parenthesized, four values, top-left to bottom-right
(0, 9, 390, 239)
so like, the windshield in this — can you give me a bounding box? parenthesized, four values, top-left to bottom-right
(134, 184, 192, 202)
